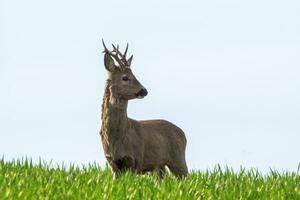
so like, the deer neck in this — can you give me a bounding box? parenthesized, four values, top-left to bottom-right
(101, 80, 128, 151)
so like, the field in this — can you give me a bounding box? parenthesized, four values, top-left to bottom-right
(0, 159, 299, 200)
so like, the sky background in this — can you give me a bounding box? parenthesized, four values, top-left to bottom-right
(1, 0, 299, 172)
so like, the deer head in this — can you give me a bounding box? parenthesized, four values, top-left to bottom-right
(102, 40, 148, 100)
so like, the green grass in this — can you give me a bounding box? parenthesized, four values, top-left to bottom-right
(0, 159, 299, 200)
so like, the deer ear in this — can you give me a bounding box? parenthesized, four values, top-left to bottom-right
(104, 53, 116, 72)
(127, 55, 133, 67)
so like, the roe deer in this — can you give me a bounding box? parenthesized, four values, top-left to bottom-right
(100, 40, 188, 178)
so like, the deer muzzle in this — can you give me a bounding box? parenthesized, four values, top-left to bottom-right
(136, 88, 148, 99)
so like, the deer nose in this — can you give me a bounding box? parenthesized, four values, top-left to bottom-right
(139, 88, 148, 97)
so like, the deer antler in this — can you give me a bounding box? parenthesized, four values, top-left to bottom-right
(112, 43, 131, 66)
(102, 39, 132, 69)
(120, 43, 129, 63)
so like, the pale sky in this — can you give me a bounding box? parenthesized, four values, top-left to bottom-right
(1, 0, 300, 172)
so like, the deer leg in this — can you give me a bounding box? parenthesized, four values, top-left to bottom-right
(106, 158, 121, 179)
(167, 161, 188, 179)
(115, 156, 136, 173)
(155, 166, 166, 179)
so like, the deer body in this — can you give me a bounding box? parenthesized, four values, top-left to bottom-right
(100, 41, 188, 178)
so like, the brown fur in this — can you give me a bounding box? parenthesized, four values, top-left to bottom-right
(99, 42, 188, 178)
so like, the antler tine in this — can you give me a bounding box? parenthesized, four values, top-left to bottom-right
(111, 44, 119, 53)
(114, 43, 128, 63)
(124, 43, 128, 58)
(102, 39, 109, 53)
(112, 44, 121, 58)
(116, 44, 119, 56)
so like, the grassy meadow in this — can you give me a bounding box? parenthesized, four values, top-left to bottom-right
(0, 158, 299, 199)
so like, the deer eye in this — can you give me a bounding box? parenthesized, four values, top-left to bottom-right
(122, 76, 130, 81)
